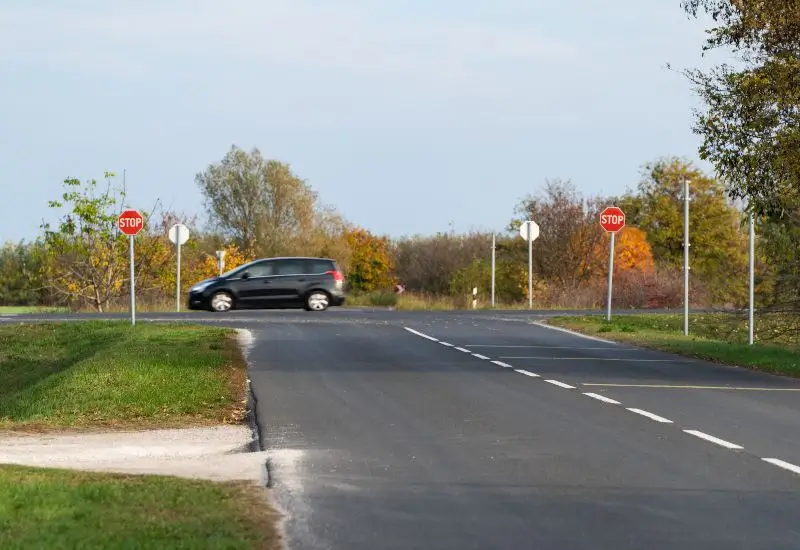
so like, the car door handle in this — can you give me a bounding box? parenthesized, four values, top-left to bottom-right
(296, 278, 306, 282)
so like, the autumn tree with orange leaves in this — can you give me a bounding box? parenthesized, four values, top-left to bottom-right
(344, 228, 395, 292)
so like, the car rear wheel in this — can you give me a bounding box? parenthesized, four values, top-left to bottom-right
(210, 291, 234, 312)
(305, 291, 330, 312)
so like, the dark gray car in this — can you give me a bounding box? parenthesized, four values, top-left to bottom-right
(187, 256, 346, 312)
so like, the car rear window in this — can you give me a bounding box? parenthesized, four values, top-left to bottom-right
(306, 259, 335, 274)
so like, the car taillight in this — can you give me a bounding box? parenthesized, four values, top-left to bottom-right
(326, 270, 344, 282)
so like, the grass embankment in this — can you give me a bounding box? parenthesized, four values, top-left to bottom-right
(0, 321, 247, 431)
(0, 466, 280, 550)
(0, 322, 281, 550)
(547, 313, 800, 378)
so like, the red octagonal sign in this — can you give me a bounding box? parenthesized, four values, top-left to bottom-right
(599, 206, 625, 233)
(118, 209, 144, 236)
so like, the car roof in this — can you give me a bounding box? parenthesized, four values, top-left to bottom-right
(254, 256, 336, 261)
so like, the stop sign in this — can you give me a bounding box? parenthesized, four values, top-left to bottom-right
(118, 209, 144, 236)
(599, 206, 625, 233)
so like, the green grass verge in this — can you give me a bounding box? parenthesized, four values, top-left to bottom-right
(547, 314, 800, 378)
(0, 322, 247, 430)
(0, 306, 67, 315)
(0, 465, 281, 550)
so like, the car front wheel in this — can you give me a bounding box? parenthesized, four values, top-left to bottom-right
(305, 291, 330, 311)
(210, 291, 234, 312)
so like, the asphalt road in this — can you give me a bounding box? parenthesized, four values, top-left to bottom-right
(5, 308, 800, 549)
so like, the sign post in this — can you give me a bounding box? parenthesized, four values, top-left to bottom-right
(216, 250, 226, 276)
(599, 206, 625, 321)
(117, 209, 144, 326)
(168, 224, 191, 312)
(519, 220, 540, 309)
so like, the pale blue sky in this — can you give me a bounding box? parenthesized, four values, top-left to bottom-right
(1, 1, 720, 242)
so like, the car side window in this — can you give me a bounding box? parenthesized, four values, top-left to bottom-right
(274, 259, 306, 276)
(306, 259, 333, 274)
(243, 261, 274, 278)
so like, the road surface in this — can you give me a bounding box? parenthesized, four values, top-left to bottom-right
(6, 309, 800, 549)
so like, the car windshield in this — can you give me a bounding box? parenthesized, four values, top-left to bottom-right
(220, 261, 257, 278)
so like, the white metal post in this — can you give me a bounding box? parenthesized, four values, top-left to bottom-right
(748, 212, 755, 345)
(129, 235, 136, 326)
(607, 232, 615, 321)
(683, 178, 690, 336)
(175, 225, 181, 312)
(491, 233, 496, 307)
(528, 224, 533, 309)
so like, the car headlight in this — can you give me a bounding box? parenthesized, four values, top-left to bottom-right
(191, 282, 212, 292)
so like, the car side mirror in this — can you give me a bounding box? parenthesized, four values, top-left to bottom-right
(241, 271, 250, 280)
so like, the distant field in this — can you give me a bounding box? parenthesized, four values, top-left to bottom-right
(0, 322, 247, 430)
(0, 465, 280, 550)
(547, 313, 800, 378)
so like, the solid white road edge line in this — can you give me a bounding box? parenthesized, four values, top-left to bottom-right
(455, 347, 471, 353)
(403, 327, 438, 342)
(531, 320, 618, 345)
(514, 369, 540, 378)
(762, 458, 800, 475)
(491, 360, 513, 368)
(626, 408, 673, 423)
(683, 430, 743, 449)
(583, 392, 621, 405)
(545, 379, 575, 389)
(439, 342, 454, 347)
(472, 353, 490, 360)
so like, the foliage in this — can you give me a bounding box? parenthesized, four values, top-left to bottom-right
(392, 232, 492, 295)
(612, 227, 655, 273)
(0, 241, 48, 306)
(196, 145, 319, 256)
(681, 1, 800, 217)
(619, 158, 749, 305)
(40, 173, 129, 312)
(345, 228, 395, 292)
(508, 179, 610, 289)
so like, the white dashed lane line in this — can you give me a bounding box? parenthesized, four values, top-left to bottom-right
(626, 408, 673, 423)
(514, 369, 540, 378)
(404, 327, 438, 342)
(545, 379, 576, 389)
(762, 458, 800, 476)
(402, 326, 800, 480)
(583, 392, 621, 405)
(683, 430, 744, 450)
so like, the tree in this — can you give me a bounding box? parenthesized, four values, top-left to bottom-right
(681, 1, 800, 216)
(392, 232, 492, 295)
(345, 228, 395, 292)
(41, 173, 129, 311)
(0, 241, 48, 306)
(619, 158, 749, 305)
(509, 179, 610, 290)
(195, 146, 319, 256)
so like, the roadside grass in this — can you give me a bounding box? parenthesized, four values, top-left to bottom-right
(0, 322, 248, 431)
(346, 290, 563, 311)
(0, 306, 67, 315)
(547, 313, 800, 378)
(0, 465, 281, 550)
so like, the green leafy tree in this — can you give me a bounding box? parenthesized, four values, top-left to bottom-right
(681, 1, 800, 216)
(41, 172, 129, 311)
(619, 158, 749, 306)
(195, 145, 320, 257)
(0, 241, 48, 306)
